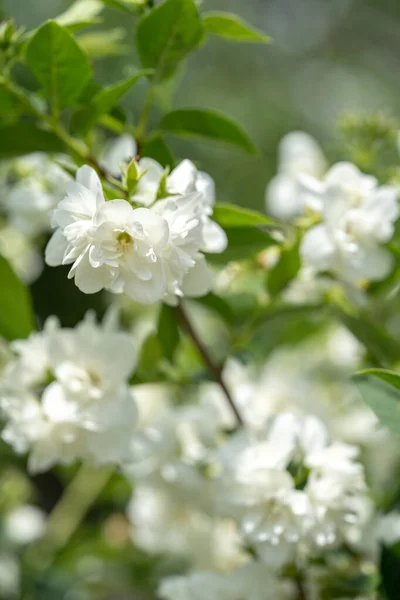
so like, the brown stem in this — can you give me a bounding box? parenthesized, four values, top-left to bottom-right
(295, 575, 307, 600)
(176, 301, 244, 426)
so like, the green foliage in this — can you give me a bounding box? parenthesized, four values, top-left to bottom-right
(203, 12, 271, 44)
(210, 227, 275, 264)
(76, 27, 128, 58)
(125, 157, 140, 196)
(135, 333, 164, 381)
(213, 203, 276, 227)
(55, 0, 104, 31)
(157, 304, 180, 362)
(0, 255, 35, 341)
(141, 135, 175, 167)
(355, 374, 400, 434)
(26, 21, 92, 111)
(338, 112, 400, 182)
(338, 312, 400, 366)
(136, 0, 204, 81)
(268, 243, 301, 296)
(73, 69, 152, 133)
(160, 108, 256, 154)
(0, 123, 65, 157)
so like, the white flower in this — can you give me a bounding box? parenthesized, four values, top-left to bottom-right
(266, 131, 326, 220)
(4, 505, 46, 546)
(0, 312, 137, 473)
(45, 165, 214, 304)
(102, 135, 227, 253)
(2, 153, 71, 238)
(127, 485, 246, 571)
(300, 162, 399, 282)
(159, 563, 293, 600)
(0, 225, 43, 283)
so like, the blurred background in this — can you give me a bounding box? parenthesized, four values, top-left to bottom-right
(1, 0, 400, 598)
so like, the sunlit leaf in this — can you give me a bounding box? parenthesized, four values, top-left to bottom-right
(203, 12, 271, 44)
(136, 0, 204, 81)
(160, 108, 256, 154)
(26, 20, 92, 109)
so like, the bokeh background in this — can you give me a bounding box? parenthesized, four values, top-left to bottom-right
(1, 0, 400, 598)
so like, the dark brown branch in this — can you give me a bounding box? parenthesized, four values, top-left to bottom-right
(176, 301, 244, 427)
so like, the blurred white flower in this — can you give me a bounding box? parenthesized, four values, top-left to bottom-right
(300, 162, 399, 282)
(4, 505, 46, 546)
(0, 312, 137, 473)
(0, 225, 43, 283)
(1, 153, 70, 238)
(159, 562, 293, 600)
(0, 553, 19, 598)
(45, 165, 214, 303)
(128, 485, 246, 571)
(266, 131, 326, 220)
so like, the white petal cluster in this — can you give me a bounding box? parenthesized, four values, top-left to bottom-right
(265, 131, 326, 220)
(102, 135, 227, 255)
(214, 413, 369, 568)
(45, 159, 223, 303)
(300, 162, 399, 282)
(1, 153, 71, 238)
(0, 153, 71, 282)
(0, 312, 137, 473)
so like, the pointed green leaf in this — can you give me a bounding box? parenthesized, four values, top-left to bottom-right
(76, 27, 128, 58)
(136, 0, 204, 81)
(160, 109, 256, 154)
(158, 304, 180, 362)
(0, 123, 65, 158)
(203, 12, 271, 44)
(0, 255, 35, 341)
(355, 375, 400, 434)
(142, 135, 175, 168)
(213, 203, 277, 227)
(357, 369, 400, 390)
(338, 312, 400, 365)
(268, 243, 301, 296)
(55, 0, 104, 30)
(209, 227, 275, 264)
(26, 20, 92, 109)
(126, 158, 139, 196)
(74, 70, 152, 133)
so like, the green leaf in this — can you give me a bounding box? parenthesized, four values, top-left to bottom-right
(213, 203, 277, 228)
(157, 304, 180, 362)
(73, 69, 152, 133)
(55, 0, 104, 30)
(76, 28, 128, 58)
(338, 312, 400, 365)
(126, 158, 139, 196)
(194, 293, 235, 324)
(357, 368, 400, 390)
(141, 135, 175, 168)
(209, 227, 275, 264)
(135, 333, 164, 381)
(136, 0, 204, 81)
(26, 20, 92, 110)
(268, 243, 301, 296)
(355, 375, 400, 434)
(203, 12, 271, 44)
(0, 255, 35, 341)
(160, 109, 256, 154)
(0, 123, 65, 158)
(102, 0, 144, 12)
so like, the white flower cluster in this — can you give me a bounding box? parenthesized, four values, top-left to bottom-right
(45, 136, 226, 304)
(0, 153, 70, 283)
(0, 312, 137, 473)
(266, 132, 399, 285)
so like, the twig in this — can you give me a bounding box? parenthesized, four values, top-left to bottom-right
(176, 301, 244, 426)
(295, 575, 307, 600)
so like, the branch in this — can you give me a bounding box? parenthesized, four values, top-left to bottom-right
(176, 301, 244, 426)
(295, 575, 307, 600)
